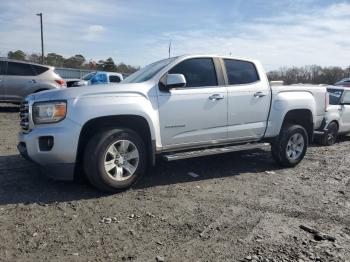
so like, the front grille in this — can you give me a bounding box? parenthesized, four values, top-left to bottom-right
(20, 101, 29, 131)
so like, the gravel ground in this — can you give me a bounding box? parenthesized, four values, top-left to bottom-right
(0, 104, 349, 262)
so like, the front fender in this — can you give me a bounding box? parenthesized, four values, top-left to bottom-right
(66, 94, 160, 145)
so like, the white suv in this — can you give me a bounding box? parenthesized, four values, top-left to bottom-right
(317, 86, 350, 145)
(0, 58, 66, 103)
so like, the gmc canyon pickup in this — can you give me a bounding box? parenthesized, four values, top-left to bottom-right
(18, 55, 328, 191)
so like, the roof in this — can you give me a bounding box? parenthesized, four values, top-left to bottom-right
(0, 57, 52, 68)
(175, 54, 259, 63)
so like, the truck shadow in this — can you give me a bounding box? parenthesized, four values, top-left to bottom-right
(0, 149, 281, 205)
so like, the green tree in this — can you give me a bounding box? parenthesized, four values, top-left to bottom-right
(63, 54, 86, 68)
(27, 53, 42, 64)
(102, 57, 117, 71)
(7, 50, 26, 61)
(45, 53, 65, 67)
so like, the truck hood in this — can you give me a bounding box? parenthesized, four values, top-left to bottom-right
(27, 82, 151, 102)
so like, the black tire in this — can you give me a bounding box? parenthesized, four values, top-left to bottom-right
(271, 124, 308, 167)
(320, 122, 338, 146)
(83, 128, 146, 192)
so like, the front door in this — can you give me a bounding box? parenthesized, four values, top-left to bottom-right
(158, 58, 228, 149)
(340, 90, 350, 132)
(223, 58, 271, 142)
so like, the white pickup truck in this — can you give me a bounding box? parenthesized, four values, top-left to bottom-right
(18, 55, 328, 191)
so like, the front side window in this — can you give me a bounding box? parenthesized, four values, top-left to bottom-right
(327, 88, 343, 105)
(169, 58, 218, 87)
(342, 91, 350, 104)
(91, 73, 108, 84)
(7, 62, 35, 76)
(82, 72, 96, 80)
(224, 59, 259, 85)
(109, 75, 121, 83)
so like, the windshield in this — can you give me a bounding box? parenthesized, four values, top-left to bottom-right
(327, 88, 343, 105)
(122, 57, 176, 84)
(82, 72, 96, 80)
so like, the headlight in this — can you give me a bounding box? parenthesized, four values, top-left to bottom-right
(32, 101, 67, 124)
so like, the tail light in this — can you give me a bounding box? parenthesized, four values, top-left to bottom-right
(325, 92, 329, 112)
(55, 79, 66, 87)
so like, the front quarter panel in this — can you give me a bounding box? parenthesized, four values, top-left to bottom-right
(66, 92, 159, 146)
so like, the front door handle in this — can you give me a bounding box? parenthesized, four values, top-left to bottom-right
(209, 94, 224, 101)
(254, 92, 266, 98)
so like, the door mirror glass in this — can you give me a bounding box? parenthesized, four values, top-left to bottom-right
(166, 74, 186, 89)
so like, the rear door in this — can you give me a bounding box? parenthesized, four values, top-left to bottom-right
(3, 61, 37, 102)
(223, 58, 271, 141)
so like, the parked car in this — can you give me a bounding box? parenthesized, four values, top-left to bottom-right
(65, 71, 123, 87)
(0, 58, 66, 103)
(335, 78, 350, 87)
(316, 86, 350, 145)
(18, 54, 328, 192)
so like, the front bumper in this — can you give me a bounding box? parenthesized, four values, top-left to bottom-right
(18, 141, 75, 180)
(314, 118, 329, 137)
(18, 119, 81, 181)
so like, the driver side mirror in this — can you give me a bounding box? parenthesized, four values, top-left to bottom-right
(160, 74, 186, 91)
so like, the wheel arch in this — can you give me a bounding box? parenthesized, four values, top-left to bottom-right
(75, 115, 156, 178)
(326, 120, 339, 130)
(281, 109, 314, 142)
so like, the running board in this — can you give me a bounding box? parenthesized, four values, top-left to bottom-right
(163, 143, 270, 161)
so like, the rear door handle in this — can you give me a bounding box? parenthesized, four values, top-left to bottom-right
(29, 79, 36, 83)
(209, 94, 224, 101)
(254, 92, 266, 98)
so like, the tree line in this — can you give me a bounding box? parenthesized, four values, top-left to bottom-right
(6, 50, 139, 74)
(267, 65, 350, 85)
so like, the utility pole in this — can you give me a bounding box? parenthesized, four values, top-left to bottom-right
(36, 13, 44, 64)
(168, 40, 172, 58)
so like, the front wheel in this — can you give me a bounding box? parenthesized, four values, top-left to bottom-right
(83, 128, 146, 192)
(320, 122, 338, 146)
(271, 124, 308, 167)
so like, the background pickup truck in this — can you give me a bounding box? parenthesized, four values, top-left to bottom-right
(18, 55, 328, 192)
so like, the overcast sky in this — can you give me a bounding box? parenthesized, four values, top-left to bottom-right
(0, 0, 349, 70)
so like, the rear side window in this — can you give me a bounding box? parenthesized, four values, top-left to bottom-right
(327, 88, 343, 105)
(32, 65, 49, 75)
(342, 91, 350, 104)
(169, 58, 218, 87)
(109, 75, 121, 83)
(7, 62, 35, 76)
(224, 59, 259, 85)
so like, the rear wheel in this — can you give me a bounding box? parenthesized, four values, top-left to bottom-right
(83, 128, 146, 192)
(271, 124, 308, 167)
(321, 122, 338, 146)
